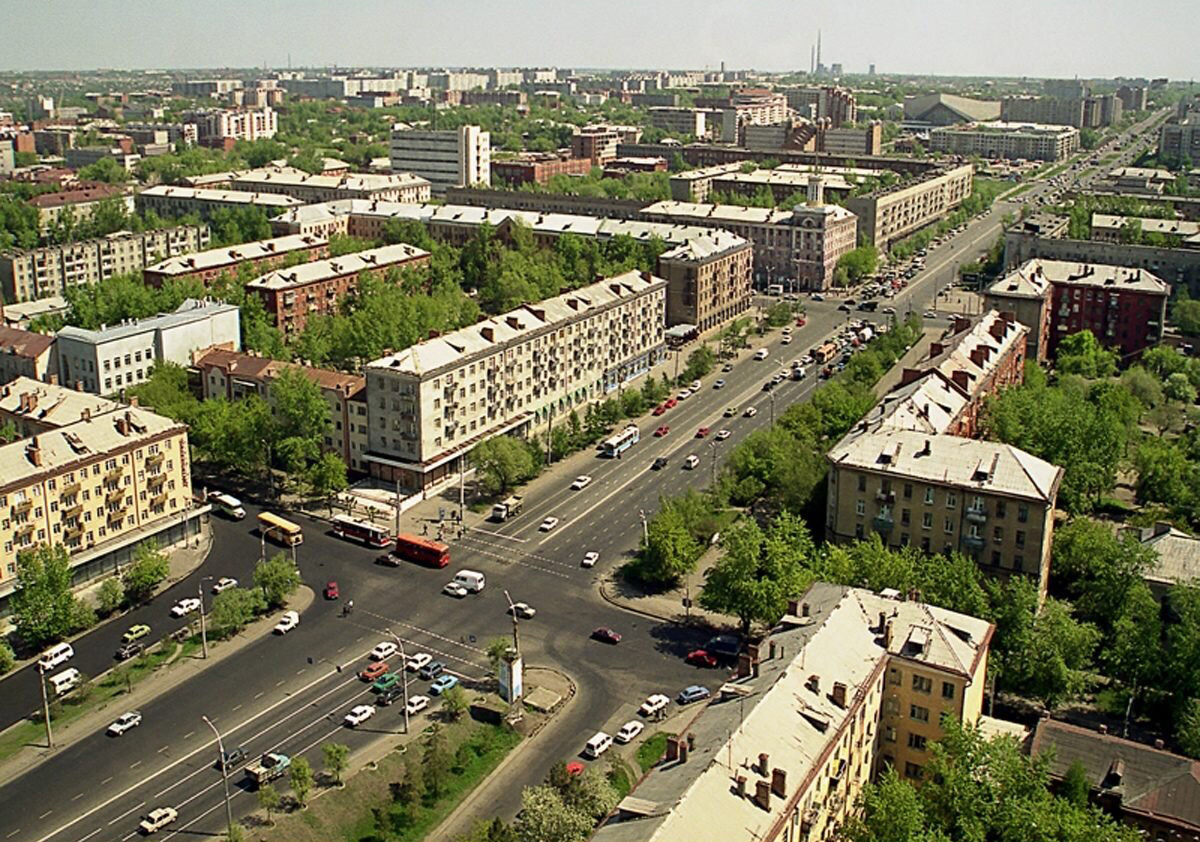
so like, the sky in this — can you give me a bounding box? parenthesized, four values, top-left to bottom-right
(3, 0, 1196, 80)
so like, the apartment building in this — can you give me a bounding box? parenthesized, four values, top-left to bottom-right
(929, 122, 1079, 162)
(642, 200, 858, 290)
(1000, 94, 1122, 129)
(843, 163, 974, 249)
(593, 583, 991, 842)
(57, 299, 241, 395)
(985, 259, 1170, 360)
(1117, 85, 1149, 112)
(0, 327, 57, 386)
(228, 167, 431, 203)
(491, 153, 594, 186)
(191, 347, 369, 473)
(827, 430, 1063, 592)
(821, 122, 883, 157)
(135, 185, 303, 222)
(388, 125, 490, 195)
(657, 232, 753, 330)
(783, 85, 858, 126)
(0, 379, 192, 597)
(182, 106, 277, 142)
(571, 125, 643, 165)
(647, 107, 711, 138)
(701, 167, 855, 204)
(364, 270, 666, 493)
(1157, 111, 1200, 166)
(142, 233, 329, 288)
(64, 146, 141, 173)
(246, 243, 430, 335)
(1089, 213, 1200, 247)
(1, 225, 210, 304)
(29, 185, 133, 233)
(669, 163, 746, 202)
(172, 79, 240, 98)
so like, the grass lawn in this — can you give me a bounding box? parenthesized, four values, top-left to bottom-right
(636, 732, 675, 773)
(607, 758, 635, 799)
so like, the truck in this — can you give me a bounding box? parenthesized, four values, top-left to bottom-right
(491, 496, 523, 521)
(245, 752, 290, 787)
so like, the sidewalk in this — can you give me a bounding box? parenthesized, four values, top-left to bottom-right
(0, 585, 314, 782)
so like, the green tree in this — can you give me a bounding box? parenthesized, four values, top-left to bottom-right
(1103, 581, 1163, 693)
(305, 451, 349, 503)
(253, 553, 301, 608)
(680, 345, 715, 382)
(392, 758, 425, 821)
(562, 767, 620, 819)
(122, 541, 170, 604)
(473, 436, 539, 496)
(1176, 697, 1200, 759)
(1061, 760, 1092, 807)
(1050, 518, 1157, 631)
(836, 245, 879, 283)
(322, 742, 350, 786)
(208, 587, 266, 638)
(1008, 598, 1100, 709)
(1056, 330, 1117, 378)
(636, 500, 702, 586)
(1119, 366, 1163, 410)
(516, 784, 594, 842)
(11, 544, 80, 649)
(423, 723, 452, 798)
(0, 638, 14, 674)
(487, 636, 514, 673)
(843, 767, 928, 842)
(441, 684, 470, 721)
(77, 157, 129, 184)
(97, 577, 125, 616)
(257, 783, 281, 825)
(1174, 298, 1200, 337)
(289, 755, 313, 805)
(1164, 371, 1197, 403)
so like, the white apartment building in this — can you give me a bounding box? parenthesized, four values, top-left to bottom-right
(929, 122, 1080, 162)
(135, 185, 303, 221)
(57, 299, 240, 395)
(228, 167, 431, 204)
(364, 270, 666, 493)
(182, 106, 278, 142)
(388, 125, 490, 195)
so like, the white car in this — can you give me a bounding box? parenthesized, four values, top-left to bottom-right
(616, 720, 645, 744)
(406, 652, 433, 673)
(443, 581, 469, 598)
(923, 311, 936, 319)
(690, 379, 702, 391)
(107, 710, 142, 736)
(676, 389, 691, 400)
(138, 807, 178, 835)
(344, 704, 376, 727)
(743, 407, 758, 418)
(581, 551, 599, 568)
(571, 475, 593, 490)
(715, 429, 731, 441)
(212, 577, 238, 594)
(170, 598, 201, 618)
(639, 694, 670, 717)
(370, 641, 398, 661)
(509, 602, 536, 619)
(539, 517, 560, 532)
(406, 694, 430, 716)
(273, 610, 300, 634)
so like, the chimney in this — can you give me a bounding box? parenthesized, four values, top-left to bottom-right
(666, 736, 681, 762)
(81, 408, 90, 421)
(768, 641, 776, 660)
(735, 775, 747, 798)
(27, 436, 41, 466)
(117, 414, 130, 436)
(758, 752, 770, 775)
(787, 598, 800, 615)
(75, 380, 82, 391)
(748, 643, 760, 678)
(770, 768, 787, 798)
(737, 651, 753, 679)
(801, 602, 810, 617)
(884, 619, 894, 649)
(951, 370, 969, 391)
(754, 780, 772, 810)
(678, 737, 689, 763)
(878, 610, 887, 631)
(919, 439, 931, 457)
(928, 342, 944, 357)
(806, 674, 820, 694)
(480, 326, 494, 342)
(832, 681, 847, 708)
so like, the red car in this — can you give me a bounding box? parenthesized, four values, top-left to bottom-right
(359, 661, 390, 682)
(696, 427, 710, 438)
(686, 649, 719, 668)
(664, 398, 678, 409)
(652, 404, 667, 416)
(592, 627, 622, 645)
(795, 317, 807, 327)
(323, 581, 340, 599)
(654, 425, 670, 437)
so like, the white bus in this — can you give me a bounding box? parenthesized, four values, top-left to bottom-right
(208, 492, 245, 520)
(600, 425, 640, 458)
(766, 283, 784, 296)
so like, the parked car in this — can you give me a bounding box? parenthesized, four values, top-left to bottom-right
(170, 597, 201, 618)
(581, 551, 599, 568)
(344, 704, 376, 727)
(212, 577, 238, 594)
(676, 389, 692, 401)
(123, 624, 151, 644)
(405, 653, 432, 673)
(651, 456, 668, 470)
(685, 649, 719, 668)
(663, 398, 677, 409)
(651, 403, 667, 416)
(571, 475, 593, 490)
(406, 695, 430, 716)
(273, 611, 300, 634)
(323, 581, 340, 600)
(591, 627, 622, 645)
(108, 711, 143, 736)
(677, 685, 711, 705)
(115, 641, 144, 661)
(360, 661, 390, 682)
(639, 694, 670, 717)
(370, 641, 399, 661)
(615, 720, 645, 744)
(509, 602, 536, 619)
(690, 379, 703, 391)
(430, 674, 459, 695)
(713, 379, 726, 389)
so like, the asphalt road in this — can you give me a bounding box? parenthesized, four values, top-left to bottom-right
(0, 137, 1144, 841)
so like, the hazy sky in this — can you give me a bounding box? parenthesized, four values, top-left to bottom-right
(4, 0, 1195, 80)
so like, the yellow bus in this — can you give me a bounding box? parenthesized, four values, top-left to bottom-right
(257, 512, 304, 546)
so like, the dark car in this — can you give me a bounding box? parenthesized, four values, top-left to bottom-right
(592, 627, 622, 645)
(218, 746, 247, 771)
(376, 686, 404, 707)
(705, 634, 742, 660)
(418, 660, 445, 680)
(652, 456, 668, 470)
(114, 642, 144, 661)
(761, 381, 775, 392)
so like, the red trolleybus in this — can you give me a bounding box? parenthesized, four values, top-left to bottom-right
(331, 515, 393, 548)
(391, 533, 451, 568)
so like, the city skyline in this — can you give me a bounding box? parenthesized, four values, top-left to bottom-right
(3, 0, 1196, 80)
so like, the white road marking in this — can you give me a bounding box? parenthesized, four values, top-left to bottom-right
(106, 801, 145, 826)
(71, 792, 84, 801)
(254, 691, 264, 699)
(157, 745, 169, 753)
(182, 730, 194, 740)
(128, 760, 141, 769)
(77, 829, 102, 842)
(37, 811, 51, 820)
(5, 830, 19, 839)
(100, 777, 112, 785)
(463, 526, 526, 544)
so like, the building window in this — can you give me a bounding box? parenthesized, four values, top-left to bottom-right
(856, 500, 866, 516)
(912, 675, 932, 694)
(924, 488, 934, 505)
(946, 492, 956, 509)
(903, 483, 912, 499)
(992, 550, 1002, 566)
(993, 526, 1003, 544)
(1018, 505, 1028, 523)
(901, 509, 910, 525)
(855, 523, 864, 539)
(922, 512, 932, 530)
(1014, 555, 1025, 572)
(942, 682, 956, 700)
(904, 763, 925, 781)
(909, 704, 930, 723)
(889, 667, 901, 686)
(907, 733, 927, 751)
(884, 726, 897, 743)
(944, 518, 954, 534)
(996, 500, 1006, 518)
(857, 475, 866, 492)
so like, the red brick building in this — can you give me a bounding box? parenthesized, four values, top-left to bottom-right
(143, 234, 329, 288)
(246, 243, 430, 335)
(491, 153, 593, 186)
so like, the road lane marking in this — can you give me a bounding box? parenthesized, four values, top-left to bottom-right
(157, 745, 169, 753)
(463, 526, 526, 543)
(107, 802, 145, 826)
(38, 811, 51, 819)
(231, 704, 241, 711)
(254, 691, 264, 699)
(72, 792, 84, 801)
(6, 830, 20, 838)
(276, 679, 286, 687)
(182, 730, 194, 739)
(78, 829, 102, 842)
(100, 776, 112, 785)
(129, 760, 141, 769)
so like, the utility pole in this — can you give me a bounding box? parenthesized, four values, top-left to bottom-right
(394, 479, 401, 537)
(390, 633, 410, 734)
(198, 576, 213, 659)
(545, 412, 552, 464)
(639, 509, 649, 545)
(458, 461, 466, 524)
(503, 589, 522, 657)
(769, 392, 776, 426)
(202, 716, 235, 840)
(38, 666, 52, 749)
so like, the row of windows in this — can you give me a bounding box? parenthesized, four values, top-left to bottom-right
(857, 476, 1030, 520)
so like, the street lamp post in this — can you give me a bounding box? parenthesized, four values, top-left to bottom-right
(198, 576, 213, 659)
(390, 632, 410, 735)
(202, 715, 235, 840)
(709, 441, 718, 486)
(639, 509, 649, 545)
(769, 392, 776, 426)
(37, 665, 53, 749)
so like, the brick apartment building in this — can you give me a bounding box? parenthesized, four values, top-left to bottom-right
(142, 234, 330, 288)
(491, 152, 594, 186)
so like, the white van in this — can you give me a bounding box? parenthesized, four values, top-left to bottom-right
(48, 667, 81, 696)
(684, 455, 700, 470)
(38, 642, 74, 671)
(585, 731, 613, 759)
(754, 348, 769, 360)
(454, 570, 486, 593)
(208, 492, 246, 520)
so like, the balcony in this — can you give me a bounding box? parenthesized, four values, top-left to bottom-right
(147, 474, 166, 490)
(875, 489, 895, 504)
(59, 482, 81, 498)
(11, 499, 32, 517)
(872, 514, 894, 532)
(145, 451, 165, 468)
(963, 534, 985, 551)
(150, 491, 167, 507)
(63, 502, 83, 518)
(105, 465, 124, 482)
(965, 505, 987, 523)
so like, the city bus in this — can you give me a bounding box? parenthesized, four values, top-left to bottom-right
(391, 533, 450, 568)
(600, 425, 640, 458)
(257, 512, 304, 547)
(208, 492, 245, 520)
(813, 342, 838, 365)
(331, 514, 392, 549)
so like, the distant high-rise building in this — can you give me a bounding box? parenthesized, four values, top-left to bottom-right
(388, 125, 490, 195)
(868, 63, 876, 76)
(831, 63, 844, 77)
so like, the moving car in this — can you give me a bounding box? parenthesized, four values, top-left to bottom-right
(123, 624, 151, 644)
(683, 455, 700, 470)
(677, 685, 711, 705)
(744, 407, 758, 417)
(540, 516, 560, 531)
(754, 348, 769, 360)
(581, 551, 599, 568)
(115, 642, 144, 661)
(138, 806, 178, 835)
(651, 457, 668, 470)
(639, 694, 670, 717)
(212, 577, 238, 594)
(372, 673, 400, 693)
(370, 641, 399, 661)
(170, 598, 201, 618)
(323, 581, 340, 600)
(724, 406, 737, 417)
(344, 704, 376, 727)
(218, 746, 247, 771)
(509, 602, 536, 619)
(811, 293, 824, 301)
(406, 653, 433, 673)
(695, 427, 710, 438)
(685, 649, 719, 668)
(714, 429, 731, 442)
(651, 403, 667, 416)
(360, 661, 390, 682)
(615, 720, 645, 744)
(108, 711, 142, 736)
(430, 674, 459, 695)
(418, 660, 445, 680)
(376, 686, 403, 706)
(722, 363, 734, 372)
(273, 611, 300, 634)
(443, 581, 469, 598)
(571, 475, 593, 490)
(592, 627, 622, 645)
(713, 378, 726, 389)
(663, 398, 677, 409)
(406, 695, 430, 715)
(654, 425, 670, 437)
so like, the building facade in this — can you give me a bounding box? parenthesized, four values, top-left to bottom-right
(491, 153, 594, 186)
(246, 243, 431, 335)
(182, 106, 277, 142)
(388, 125, 490, 195)
(228, 167, 431, 203)
(135, 185, 303, 221)
(647, 107, 711, 138)
(0, 327, 56, 386)
(29, 186, 132, 233)
(142, 234, 330, 288)
(56, 299, 241, 395)
(1, 225, 210, 304)
(364, 271, 666, 494)
(657, 232, 753, 330)
(929, 122, 1080, 162)
(844, 164, 974, 249)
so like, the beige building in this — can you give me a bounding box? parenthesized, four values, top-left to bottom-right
(593, 583, 992, 842)
(0, 378, 192, 595)
(657, 231, 753, 330)
(1089, 213, 1200, 247)
(135, 186, 303, 222)
(844, 163, 974, 248)
(1, 226, 211, 304)
(0, 327, 57, 386)
(364, 270, 666, 493)
(228, 166, 431, 204)
(929, 122, 1080, 162)
(647, 107, 711, 138)
(29, 187, 134, 234)
(826, 430, 1062, 595)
